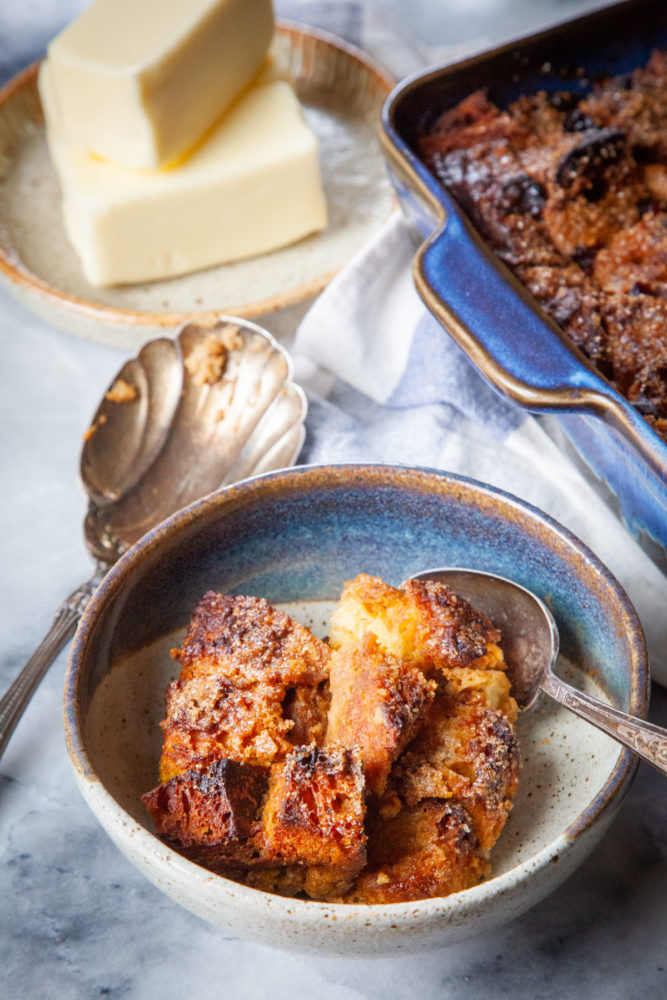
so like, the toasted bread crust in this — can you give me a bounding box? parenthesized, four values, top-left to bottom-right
(172, 592, 329, 687)
(159, 592, 330, 780)
(404, 578, 502, 670)
(329, 573, 503, 673)
(344, 799, 490, 904)
(262, 745, 367, 898)
(326, 634, 436, 796)
(142, 759, 268, 869)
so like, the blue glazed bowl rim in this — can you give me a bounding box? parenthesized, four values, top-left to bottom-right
(64, 462, 648, 911)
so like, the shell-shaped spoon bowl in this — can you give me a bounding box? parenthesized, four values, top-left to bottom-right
(81, 318, 307, 562)
(0, 315, 306, 764)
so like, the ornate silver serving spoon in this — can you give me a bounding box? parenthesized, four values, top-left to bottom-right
(0, 318, 306, 760)
(406, 567, 667, 776)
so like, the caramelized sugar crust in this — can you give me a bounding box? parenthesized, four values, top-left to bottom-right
(329, 573, 503, 672)
(159, 591, 330, 781)
(145, 576, 520, 903)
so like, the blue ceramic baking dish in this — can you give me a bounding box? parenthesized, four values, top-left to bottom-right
(380, 0, 667, 571)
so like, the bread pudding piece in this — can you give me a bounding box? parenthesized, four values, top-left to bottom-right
(159, 592, 330, 781)
(516, 262, 609, 366)
(405, 577, 506, 672)
(419, 89, 513, 158)
(540, 127, 645, 258)
(389, 687, 520, 854)
(325, 633, 436, 796)
(592, 211, 667, 430)
(142, 758, 268, 871)
(604, 291, 667, 377)
(329, 573, 504, 674)
(262, 744, 367, 899)
(344, 799, 489, 904)
(146, 577, 519, 904)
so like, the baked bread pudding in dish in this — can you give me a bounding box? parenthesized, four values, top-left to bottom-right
(419, 51, 667, 442)
(143, 574, 520, 903)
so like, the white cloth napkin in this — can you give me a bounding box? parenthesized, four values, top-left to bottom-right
(292, 212, 667, 686)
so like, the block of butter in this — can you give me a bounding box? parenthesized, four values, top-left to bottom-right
(39, 63, 328, 286)
(46, 0, 275, 169)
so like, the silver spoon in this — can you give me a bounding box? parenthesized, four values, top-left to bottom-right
(406, 567, 667, 776)
(0, 318, 307, 761)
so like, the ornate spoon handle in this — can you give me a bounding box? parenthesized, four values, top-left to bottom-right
(0, 564, 105, 761)
(542, 670, 667, 776)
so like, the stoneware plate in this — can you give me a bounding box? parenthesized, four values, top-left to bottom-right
(0, 22, 395, 347)
(64, 464, 648, 956)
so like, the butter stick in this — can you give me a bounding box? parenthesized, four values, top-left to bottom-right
(46, 0, 275, 169)
(40, 64, 328, 286)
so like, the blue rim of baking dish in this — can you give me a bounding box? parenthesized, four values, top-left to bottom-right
(379, 0, 667, 489)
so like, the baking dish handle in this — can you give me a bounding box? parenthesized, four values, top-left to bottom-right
(414, 209, 616, 415)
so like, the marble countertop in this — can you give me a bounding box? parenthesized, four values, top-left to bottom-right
(1, 1, 666, 996)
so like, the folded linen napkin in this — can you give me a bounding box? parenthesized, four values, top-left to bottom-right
(292, 212, 667, 686)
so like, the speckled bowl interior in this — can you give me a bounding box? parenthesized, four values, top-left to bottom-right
(64, 464, 648, 956)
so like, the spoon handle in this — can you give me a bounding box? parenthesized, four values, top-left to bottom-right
(0, 567, 105, 761)
(542, 671, 667, 776)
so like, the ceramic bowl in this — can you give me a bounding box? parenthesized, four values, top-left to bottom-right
(64, 464, 648, 956)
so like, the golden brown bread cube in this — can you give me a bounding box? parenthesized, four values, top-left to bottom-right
(329, 573, 416, 657)
(159, 592, 330, 781)
(390, 690, 520, 853)
(142, 758, 268, 870)
(404, 578, 505, 671)
(329, 574, 504, 674)
(344, 799, 490, 904)
(325, 633, 436, 796)
(262, 745, 367, 899)
(172, 592, 329, 687)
